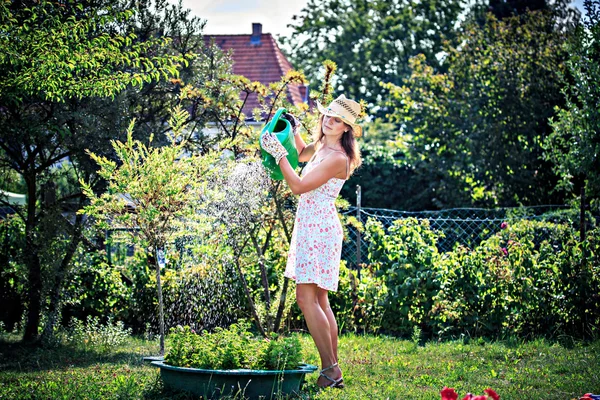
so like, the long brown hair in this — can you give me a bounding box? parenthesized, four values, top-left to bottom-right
(313, 115, 362, 176)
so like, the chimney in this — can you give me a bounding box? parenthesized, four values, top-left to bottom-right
(299, 84, 309, 103)
(251, 23, 262, 45)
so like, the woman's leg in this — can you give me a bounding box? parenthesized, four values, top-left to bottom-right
(317, 288, 338, 363)
(296, 283, 342, 386)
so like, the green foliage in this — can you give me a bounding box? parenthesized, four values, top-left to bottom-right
(330, 262, 387, 334)
(61, 247, 132, 325)
(80, 106, 224, 354)
(151, 262, 245, 332)
(263, 334, 303, 371)
(340, 141, 435, 210)
(544, 0, 600, 202)
(282, 0, 464, 112)
(383, 9, 574, 207)
(0, 215, 26, 332)
(364, 217, 443, 334)
(432, 220, 600, 339)
(0, 0, 189, 341)
(81, 106, 220, 253)
(63, 316, 132, 353)
(0, 1, 185, 102)
(1, 333, 599, 399)
(164, 322, 302, 370)
(343, 214, 600, 340)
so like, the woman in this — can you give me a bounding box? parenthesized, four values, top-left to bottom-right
(260, 94, 362, 389)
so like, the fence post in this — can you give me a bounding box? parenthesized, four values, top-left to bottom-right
(106, 229, 111, 266)
(356, 185, 362, 275)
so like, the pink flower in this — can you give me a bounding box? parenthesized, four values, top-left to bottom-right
(441, 387, 459, 400)
(501, 247, 508, 256)
(445, 388, 499, 400)
(484, 388, 500, 400)
(500, 222, 507, 229)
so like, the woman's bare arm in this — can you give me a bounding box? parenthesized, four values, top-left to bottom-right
(278, 152, 346, 195)
(294, 134, 315, 162)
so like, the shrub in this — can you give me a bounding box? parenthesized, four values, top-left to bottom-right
(364, 217, 443, 335)
(62, 248, 132, 328)
(164, 321, 302, 370)
(331, 262, 387, 334)
(0, 215, 26, 332)
(63, 316, 132, 352)
(356, 215, 599, 340)
(431, 220, 600, 339)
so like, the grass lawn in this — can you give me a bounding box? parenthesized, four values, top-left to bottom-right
(0, 332, 598, 399)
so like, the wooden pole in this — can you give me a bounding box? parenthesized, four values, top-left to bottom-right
(356, 185, 362, 276)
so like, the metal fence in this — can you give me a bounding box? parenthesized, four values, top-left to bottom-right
(339, 204, 582, 267)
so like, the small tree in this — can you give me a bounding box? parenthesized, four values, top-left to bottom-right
(0, 0, 185, 342)
(544, 0, 600, 206)
(383, 9, 574, 208)
(80, 106, 220, 355)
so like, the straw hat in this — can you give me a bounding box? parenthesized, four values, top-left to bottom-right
(316, 94, 363, 137)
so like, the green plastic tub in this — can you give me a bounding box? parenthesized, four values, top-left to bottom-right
(151, 361, 317, 399)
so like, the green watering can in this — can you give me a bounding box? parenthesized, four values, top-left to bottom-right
(260, 108, 299, 180)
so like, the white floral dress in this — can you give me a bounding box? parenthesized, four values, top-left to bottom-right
(284, 151, 348, 291)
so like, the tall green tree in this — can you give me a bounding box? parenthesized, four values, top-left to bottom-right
(544, 0, 600, 206)
(0, 0, 183, 342)
(281, 0, 464, 112)
(81, 106, 220, 355)
(383, 8, 576, 208)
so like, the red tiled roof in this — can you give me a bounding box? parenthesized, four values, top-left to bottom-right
(204, 29, 306, 121)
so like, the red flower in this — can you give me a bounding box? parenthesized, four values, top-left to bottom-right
(500, 222, 508, 229)
(441, 387, 459, 400)
(484, 388, 500, 400)
(472, 396, 488, 400)
(461, 395, 472, 400)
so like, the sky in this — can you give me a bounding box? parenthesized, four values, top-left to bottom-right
(173, 0, 588, 38)
(175, 0, 310, 38)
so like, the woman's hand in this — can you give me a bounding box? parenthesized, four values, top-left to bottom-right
(261, 132, 288, 164)
(282, 113, 301, 136)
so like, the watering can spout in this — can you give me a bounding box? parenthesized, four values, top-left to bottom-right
(259, 108, 299, 180)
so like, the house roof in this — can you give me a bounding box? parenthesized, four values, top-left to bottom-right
(204, 24, 307, 121)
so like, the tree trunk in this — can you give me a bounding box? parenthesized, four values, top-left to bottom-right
(250, 232, 271, 330)
(23, 172, 41, 343)
(148, 251, 165, 356)
(41, 213, 83, 344)
(274, 278, 290, 333)
(273, 190, 292, 333)
(233, 258, 267, 338)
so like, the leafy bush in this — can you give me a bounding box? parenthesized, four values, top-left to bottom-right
(364, 217, 443, 335)
(0, 215, 26, 332)
(331, 262, 387, 334)
(165, 321, 302, 370)
(355, 215, 600, 340)
(62, 248, 132, 327)
(63, 316, 132, 352)
(431, 220, 600, 339)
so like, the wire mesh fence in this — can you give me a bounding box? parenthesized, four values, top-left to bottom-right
(339, 204, 584, 268)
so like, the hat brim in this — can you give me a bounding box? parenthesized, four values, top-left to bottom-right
(316, 101, 362, 137)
